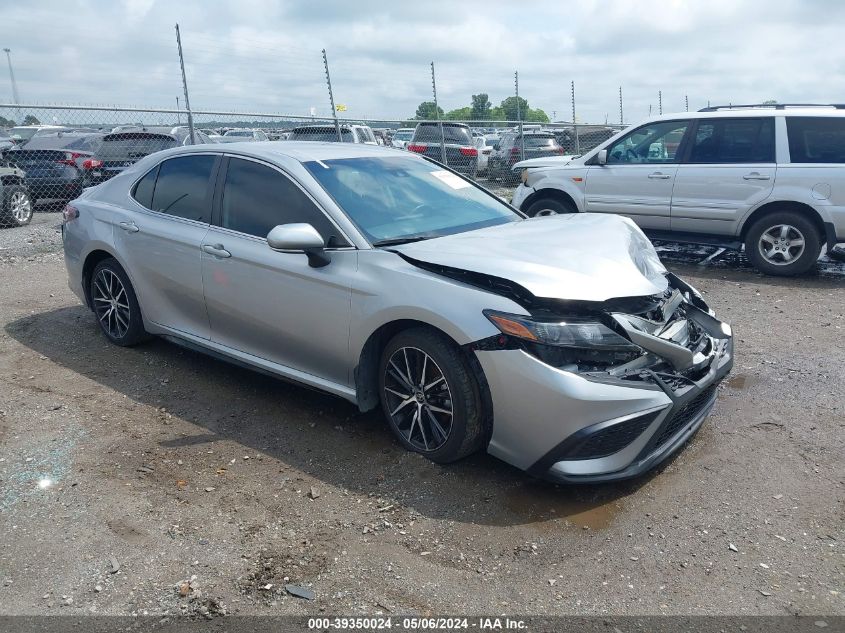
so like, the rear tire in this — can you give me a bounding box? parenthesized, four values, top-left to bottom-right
(0, 185, 33, 227)
(744, 211, 821, 276)
(378, 327, 486, 464)
(89, 258, 147, 346)
(525, 196, 577, 217)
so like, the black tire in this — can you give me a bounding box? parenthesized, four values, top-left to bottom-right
(524, 196, 577, 217)
(0, 185, 33, 228)
(744, 211, 821, 276)
(378, 327, 487, 464)
(89, 258, 147, 346)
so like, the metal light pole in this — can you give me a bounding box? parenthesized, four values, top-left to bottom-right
(658, 90, 663, 115)
(685, 95, 689, 112)
(322, 49, 342, 142)
(176, 96, 180, 124)
(174, 25, 195, 144)
(3, 48, 19, 105)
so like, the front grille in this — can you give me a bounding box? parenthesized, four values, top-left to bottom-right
(653, 385, 718, 448)
(565, 412, 657, 460)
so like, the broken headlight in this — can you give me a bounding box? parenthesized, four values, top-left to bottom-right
(484, 310, 637, 350)
(483, 310, 643, 370)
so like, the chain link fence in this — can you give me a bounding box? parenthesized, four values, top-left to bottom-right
(0, 104, 625, 220)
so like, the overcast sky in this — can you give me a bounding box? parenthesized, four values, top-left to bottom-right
(3, 0, 844, 123)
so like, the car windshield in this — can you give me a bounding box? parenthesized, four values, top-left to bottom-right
(291, 128, 354, 142)
(394, 132, 413, 140)
(304, 155, 519, 243)
(225, 131, 252, 136)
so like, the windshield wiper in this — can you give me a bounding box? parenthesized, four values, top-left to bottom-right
(372, 234, 440, 247)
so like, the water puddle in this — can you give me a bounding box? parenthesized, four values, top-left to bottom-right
(503, 482, 623, 530)
(726, 373, 757, 390)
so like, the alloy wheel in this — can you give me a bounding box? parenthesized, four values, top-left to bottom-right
(758, 224, 806, 266)
(10, 191, 32, 223)
(383, 346, 454, 452)
(92, 268, 131, 339)
(534, 208, 559, 217)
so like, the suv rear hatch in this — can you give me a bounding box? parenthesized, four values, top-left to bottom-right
(408, 124, 478, 174)
(96, 132, 178, 179)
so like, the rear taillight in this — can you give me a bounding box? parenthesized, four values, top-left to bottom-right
(62, 204, 79, 223)
(557, 147, 565, 155)
(57, 151, 85, 166)
(407, 143, 426, 153)
(510, 147, 520, 155)
(459, 147, 478, 157)
(81, 158, 103, 170)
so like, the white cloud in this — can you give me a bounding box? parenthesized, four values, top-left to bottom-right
(1, 0, 843, 123)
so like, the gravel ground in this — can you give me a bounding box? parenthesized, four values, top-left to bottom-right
(0, 211, 842, 618)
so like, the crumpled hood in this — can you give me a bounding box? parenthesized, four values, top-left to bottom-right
(393, 214, 668, 303)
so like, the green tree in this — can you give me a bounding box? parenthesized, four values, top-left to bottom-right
(0, 115, 15, 127)
(470, 93, 492, 120)
(445, 107, 472, 121)
(414, 101, 444, 120)
(499, 96, 529, 121)
(762, 99, 778, 105)
(22, 114, 40, 125)
(526, 108, 550, 123)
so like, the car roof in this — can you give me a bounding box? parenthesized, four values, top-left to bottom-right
(648, 106, 845, 121)
(159, 140, 410, 162)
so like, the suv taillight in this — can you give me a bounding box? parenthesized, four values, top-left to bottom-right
(81, 158, 103, 170)
(459, 147, 478, 157)
(407, 143, 426, 153)
(57, 151, 85, 166)
(62, 204, 79, 223)
(510, 147, 520, 155)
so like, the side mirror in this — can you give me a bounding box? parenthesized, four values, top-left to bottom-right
(267, 223, 331, 268)
(596, 149, 608, 165)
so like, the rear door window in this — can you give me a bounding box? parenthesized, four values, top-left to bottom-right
(132, 165, 159, 209)
(150, 155, 216, 222)
(687, 118, 775, 163)
(786, 117, 845, 163)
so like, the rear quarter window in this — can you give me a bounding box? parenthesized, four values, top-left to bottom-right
(786, 117, 845, 163)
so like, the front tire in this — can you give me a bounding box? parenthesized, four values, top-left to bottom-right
(524, 196, 576, 217)
(89, 258, 147, 346)
(744, 211, 821, 276)
(378, 327, 486, 464)
(0, 185, 33, 227)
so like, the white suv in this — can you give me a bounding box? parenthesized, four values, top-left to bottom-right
(511, 104, 845, 276)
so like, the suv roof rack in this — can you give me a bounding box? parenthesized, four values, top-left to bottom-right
(698, 103, 845, 112)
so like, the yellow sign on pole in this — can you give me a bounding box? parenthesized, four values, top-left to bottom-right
(335, 104, 347, 112)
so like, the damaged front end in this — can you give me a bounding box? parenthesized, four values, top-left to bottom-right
(473, 272, 734, 483)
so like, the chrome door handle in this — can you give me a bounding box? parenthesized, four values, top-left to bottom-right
(202, 243, 231, 258)
(743, 172, 771, 180)
(118, 221, 139, 233)
(648, 172, 671, 179)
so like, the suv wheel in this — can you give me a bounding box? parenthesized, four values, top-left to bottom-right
(525, 197, 576, 217)
(744, 211, 821, 276)
(378, 327, 486, 464)
(0, 185, 33, 227)
(89, 258, 147, 346)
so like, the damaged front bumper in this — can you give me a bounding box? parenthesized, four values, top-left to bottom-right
(475, 276, 734, 483)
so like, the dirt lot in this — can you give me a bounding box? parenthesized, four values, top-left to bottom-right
(0, 211, 842, 618)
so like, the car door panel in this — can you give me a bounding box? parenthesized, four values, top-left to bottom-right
(583, 119, 690, 231)
(670, 117, 777, 234)
(585, 164, 678, 229)
(201, 232, 355, 386)
(112, 154, 218, 338)
(201, 156, 354, 387)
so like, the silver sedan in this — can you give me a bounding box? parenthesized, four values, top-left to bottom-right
(61, 142, 733, 483)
